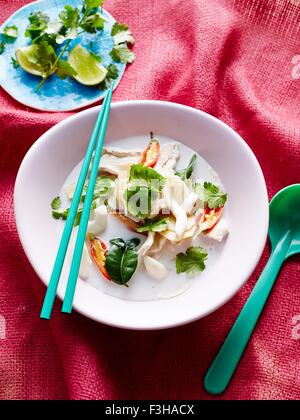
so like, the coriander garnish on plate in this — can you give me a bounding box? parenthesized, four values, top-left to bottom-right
(12, 0, 135, 91)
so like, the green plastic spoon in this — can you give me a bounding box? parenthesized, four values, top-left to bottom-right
(204, 184, 300, 395)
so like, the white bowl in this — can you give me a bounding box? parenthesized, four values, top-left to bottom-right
(14, 101, 269, 330)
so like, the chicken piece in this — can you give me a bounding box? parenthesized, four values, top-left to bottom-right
(99, 147, 141, 175)
(155, 142, 180, 176)
(102, 147, 141, 157)
(205, 218, 229, 242)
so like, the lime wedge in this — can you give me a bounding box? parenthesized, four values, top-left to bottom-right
(68, 45, 108, 86)
(15, 45, 45, 77)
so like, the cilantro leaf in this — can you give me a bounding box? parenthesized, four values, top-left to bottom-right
(52, 207, 82, 226)
(106, 63, 119, 79)
(124, 164, 165, 219)
(99, 63, 119, 90)
(175, 154, 197, 181)
(82, 175, 114, 202)
(111, 22, 135, 45)
(25, 11, 49, 41)
(94, 175, 115, 194)
(84, 0, 104, 11)
(193, 182, 227, 209)
(11, 57, 19, 68)
(2, 25, 18, 40)
(136, 217, 169, 233)
(56, 60, 77, 79)
(51, 177, 113, 225)
(204, 182, 227, 209)
(52, 208, 69, 221)
(59, 5, 80, 36)
(51, 196, 62, 210)
(52, 202, 98, 226)
(176, 247, 208, 275)
(32, 41, 56, 76)
(110, 45, 135, 64)
(0, 42, 4, 55)
(129, 164, 165, 188)
(80, 13, 105, 33)
(111, 22, 128, 36)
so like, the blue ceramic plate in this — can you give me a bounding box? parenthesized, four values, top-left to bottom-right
(0, 0, 126, 112)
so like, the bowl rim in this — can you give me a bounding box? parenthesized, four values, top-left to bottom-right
(14, 100, 269, 330)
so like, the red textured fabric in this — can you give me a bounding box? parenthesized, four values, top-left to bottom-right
(0, 0, 300, 401)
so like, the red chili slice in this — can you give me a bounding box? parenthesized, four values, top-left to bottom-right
(139, 133, 160, 168)
(90, 237, 111, 281)
(202, 205, 224, 233)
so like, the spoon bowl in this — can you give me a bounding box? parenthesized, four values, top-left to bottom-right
(269, 184, 300, 257)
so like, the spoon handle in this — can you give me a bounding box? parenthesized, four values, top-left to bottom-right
(204, 230, 292, 395)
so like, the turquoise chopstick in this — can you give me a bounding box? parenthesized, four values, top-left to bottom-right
(62, 86, 113, 314)
(40, 89, 112, 320)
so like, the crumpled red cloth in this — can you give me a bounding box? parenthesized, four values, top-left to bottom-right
(0, 0, 300, 401)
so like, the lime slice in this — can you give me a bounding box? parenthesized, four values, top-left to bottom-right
(68, 45, 108, 86)
(15, 46, 45, 77)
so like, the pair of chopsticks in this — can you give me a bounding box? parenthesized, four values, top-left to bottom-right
(40, 85, 114, 320)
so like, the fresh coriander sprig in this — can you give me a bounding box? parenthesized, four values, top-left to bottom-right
(34, 0, 107, 90)
(193, 181, 227, 209)
(15, 0, 135, 90)
(176, 246, 208, 275)
(2, 25, 18, 40)
(35, 39, 73, 90)
(0, 25, 19, 56)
